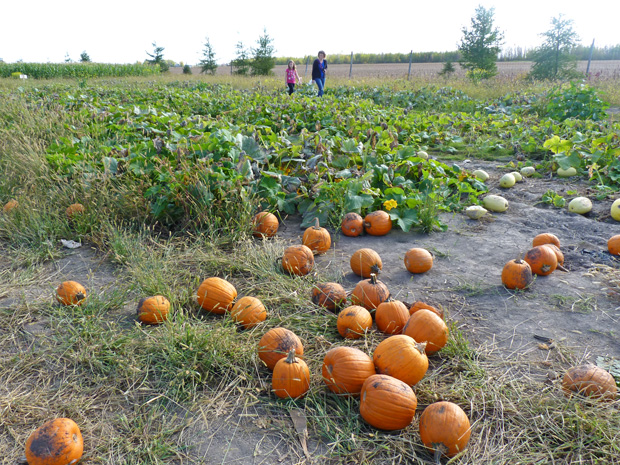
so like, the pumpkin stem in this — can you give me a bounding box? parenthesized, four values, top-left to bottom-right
(415, 341, 428, 355)
(432, 443, 449, 464)
(556, 263, 568, 272)
(285, 348, 297, 364)
(313, 217, 321, 229)
(370, 273, 377, 285)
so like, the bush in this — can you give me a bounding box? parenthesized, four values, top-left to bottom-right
(540, 81, 609, 121)
(182, 65, 192, 75)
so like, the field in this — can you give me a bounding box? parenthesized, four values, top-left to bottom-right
(1, 70, 619, 464)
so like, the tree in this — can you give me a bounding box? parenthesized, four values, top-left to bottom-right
(64, 53, 73, 63)
(146, 42, 169, 72)
(232, 41, 251, 75)
(250, 29, 276, 76)
(80, 51, 91, 63)
(458, 5, 504, 81)
(528, 15, 580, 80)
(199, 36, 218, 75)
(438, 61, 456, 78)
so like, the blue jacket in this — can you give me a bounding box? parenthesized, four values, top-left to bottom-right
(312, 59, 328, 80)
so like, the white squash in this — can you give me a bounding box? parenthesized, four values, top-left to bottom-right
(611, 199, 620, 221)
(465, 205, 488, 219)
(499, 173, 516, 188)
(568, 197, 592, 214)
(520, 166, 536, 177)
(510, 171, 523, 182)
(482, 195, 509, 212)
(557, 167, 577, 177)
(473, 169, 489, 182)
(417, 150, 429, 160)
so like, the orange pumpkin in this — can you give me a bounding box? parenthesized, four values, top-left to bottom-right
(341, 212, 364, 237)
(322, 346, 376, 396)
(196, 277, 237, 314)
(609, 235, 620, 256)
(562, 364, 617, 401)
(360, 374, 418, 430)
(337, 305, 373, 339)
(501, 259, 533, 290)
(403, 309, 449, 355)
(404, 248, 434, 274)
(532, 233, 561, 249)
(258, 327, 304, 371)
(524, 245, 558, 276)
(252, 211, 279, 238)
(311, 282, 347, 312)
(137, 295, 170, 325)
(543, 244, 564, 266)
(3, 199, 18, 213)
(303, 217, 331, 254)
(25, 418, 84, 465)
(66, 203, 85, 218)
(282, 244, 314, 276)
(272, 349, 310, 399)
(372, 334, 428, 386)
(409, 301, 444, 319)
(56, 281, 87, 306)
(363, 210, 392, 236)
(230, 296, 267, 329)
(350, 273, 390, 310)
(375, 299, 410, 334)
(419, 401, 471, 458)
(350, 248, 383, 278)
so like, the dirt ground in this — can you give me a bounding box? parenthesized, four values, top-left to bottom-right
(3, 159, 619, 464)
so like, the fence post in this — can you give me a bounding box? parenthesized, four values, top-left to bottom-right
(407, 50, 413, 80)
(349, 52, 353, 78)
(230, 61, 233, 75)
(586, 39, 595, 76)
(305, 56, 309, 77)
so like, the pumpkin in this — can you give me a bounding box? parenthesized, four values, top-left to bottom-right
(341, 212, 364, 237)
(409, 301, 444, 319)
(608, 235, 620, 256)
(282, 245, 314, 276)
(196, 277, 237, 314)
(322, 346, 376, 396)
(372, 334, 428, 386)
(532, 233, 561, 249)
(337, 305, 373, 339)
(302, 217, 331, 254)
(311, 282, 347, 312)
(375, 299, 410, 334)
(501, 259, 533, 290)
(403, 309, 449, 355)
(419, 401, 472, 458)
(66, 203, 85, 218)
(350, 248, 383, 278)
(363, 210, 392, 236)
(136, 295, 170, 325)
(258, 327, 304, 371)
(272, 349, 310, 399)
(25, 417, 84, 465)
(562, 364, 617, 401)
(252, 211, 279, 238)
(230, 296, 267, 329)
(543, 244, 564, 266)
(350, 273, 390, 310)
(359, 374, 418, 431)
(3, 199, 18, 213)
(56, 281, 87, 306)
(524, 245, 558, 276)
(404, 248, 433, 274)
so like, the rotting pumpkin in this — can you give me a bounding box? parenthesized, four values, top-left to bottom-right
(25, 417, 84, 465)
(311, 282, 347, 312)
(56, 281, 87, 306)
(341, 212, 364, 237)
(258, 327, 304, 371)
(419, 401, 472, 459)
(501, 258, 533, 290)
(337, 305, 373, 339)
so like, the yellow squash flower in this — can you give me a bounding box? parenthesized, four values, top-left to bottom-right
(383, 199, 398, 211)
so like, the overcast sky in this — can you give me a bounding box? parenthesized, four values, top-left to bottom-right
(2, 0, 618, 64)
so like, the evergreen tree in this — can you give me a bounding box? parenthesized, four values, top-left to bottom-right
(250, 29, 276, 76)
(458, 5, 504, 81)
(146, 42, 169, 72)
(528, 15, 580, 80)
(199, 37, 218, 75)
(232, 41, 250, 75)
(80, 51, 91, 63)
